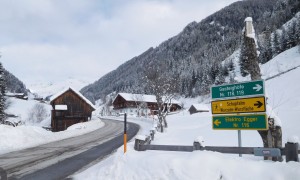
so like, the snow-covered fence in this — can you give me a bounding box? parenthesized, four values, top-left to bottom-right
(134, 128, 157, 151)
(134, 135, 152, 151)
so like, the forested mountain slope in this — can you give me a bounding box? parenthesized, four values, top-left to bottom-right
(81, 0, 300, 103)
(4, 68, 27, 94)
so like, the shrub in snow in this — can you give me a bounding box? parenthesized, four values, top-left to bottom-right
(27, 103, 48, 124)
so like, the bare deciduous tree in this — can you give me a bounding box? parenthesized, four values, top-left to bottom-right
(28, 104, 47, 124)
(144, 63, 179, 132)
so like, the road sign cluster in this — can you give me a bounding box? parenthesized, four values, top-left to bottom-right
(211, 80, 267, 130)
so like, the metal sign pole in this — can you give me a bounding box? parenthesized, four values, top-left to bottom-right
(124, 113, 127, 153)
(238, 130, 242, 157)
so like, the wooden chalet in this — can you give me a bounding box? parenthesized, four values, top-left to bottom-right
(188, 104, 209, 115)
(112, 93, 181, 116)
(50, 87, 96, 132)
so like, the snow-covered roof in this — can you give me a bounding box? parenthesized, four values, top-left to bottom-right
(55, 105, 68, 110)
(5, 92, 25, 96)
(190, 104, 209, 111)
(115, 93, 180, 105)
(245, 17, 253, 22)
(50, 87, 96, 110)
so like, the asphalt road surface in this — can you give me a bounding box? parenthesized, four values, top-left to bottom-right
(0, 119, 139, 180)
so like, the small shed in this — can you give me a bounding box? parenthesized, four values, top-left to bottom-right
(50, 87, 96, 132)
(188, 104, 209, 115)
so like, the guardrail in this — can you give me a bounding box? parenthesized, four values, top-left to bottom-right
(134, 137, 299, 162)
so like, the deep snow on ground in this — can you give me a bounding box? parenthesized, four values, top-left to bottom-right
(6, 97, 52, 126)
(0, 118, 104, 155)
(74, 47, 300, 180)
(1, 46, 299, 179)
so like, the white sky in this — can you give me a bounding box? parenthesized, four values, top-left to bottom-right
(0, 0, 238, 85)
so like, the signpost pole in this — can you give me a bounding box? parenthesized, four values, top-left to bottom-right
(124, 113, 127, 153)
(211, 80, 267, 158)
(238, 130, 242, 157)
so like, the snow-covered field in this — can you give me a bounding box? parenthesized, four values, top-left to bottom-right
(6, 97, 52, 126)
(74, 47, 300, 180)
(0, 47, 299, 179)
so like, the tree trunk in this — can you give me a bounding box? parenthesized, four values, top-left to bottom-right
(160, 124, 164, 133)
(271, 126, 283, 161)
(258, 130, 272, 160)
(163, 116, 168, 128)
(157, 115, 164, 133)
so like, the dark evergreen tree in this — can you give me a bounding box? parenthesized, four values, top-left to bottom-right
(258, 28, 273, 64)
(240, 35, 249, 77)
(0, 62, 6, 123)
(288, 21, 298, 47)
(239, 18, 261, 80)
(295, 19, 300, 45)
(199, 65, 213, 95)
(272, 30, 281, 57)
(280, 27, 289, 51)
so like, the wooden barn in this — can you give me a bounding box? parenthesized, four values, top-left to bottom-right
(112, 93, 181, 116)
(50, 87, 96, 132)
(188, 104, 209, 115)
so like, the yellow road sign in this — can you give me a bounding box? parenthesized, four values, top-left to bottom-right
(211, 96, 266, 114)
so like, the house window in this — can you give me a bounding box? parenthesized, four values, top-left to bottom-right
(56, 111, 63, 116)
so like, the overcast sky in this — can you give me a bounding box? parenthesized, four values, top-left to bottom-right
(0, 0, 238, 85)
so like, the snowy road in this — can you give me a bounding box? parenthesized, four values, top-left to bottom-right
(0, 119, 139, 180)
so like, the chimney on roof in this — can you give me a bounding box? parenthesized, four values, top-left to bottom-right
(245, 17, 253, 36)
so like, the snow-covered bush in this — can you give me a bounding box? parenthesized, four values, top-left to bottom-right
(27, 103, 48, 124)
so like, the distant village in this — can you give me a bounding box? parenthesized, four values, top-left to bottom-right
(5, 88, 210, 132)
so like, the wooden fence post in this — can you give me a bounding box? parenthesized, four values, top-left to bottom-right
(134, 135, 147, 151)
(193, 141, 201, 151)
(150, 130, 155, 140)
(285, 142, 299, 162)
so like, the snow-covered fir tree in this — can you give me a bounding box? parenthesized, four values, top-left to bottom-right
(239, 17, 261, 80)
(0, 62, 6, 123)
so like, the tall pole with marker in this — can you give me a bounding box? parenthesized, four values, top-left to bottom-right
(124, 113, 127, 153)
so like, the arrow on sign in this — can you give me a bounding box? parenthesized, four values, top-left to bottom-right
(254, 101, 263, 108)
(253, 84, 262, 92)
(214, 119, 221, 126)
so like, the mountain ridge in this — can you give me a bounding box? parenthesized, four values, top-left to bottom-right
(81, 0, 300, 103)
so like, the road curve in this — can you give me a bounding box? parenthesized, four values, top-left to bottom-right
(0, 119, 139, 180)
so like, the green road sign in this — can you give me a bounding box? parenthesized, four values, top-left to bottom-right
(211, 80, 264, 100)
(212, 114, 268, 130)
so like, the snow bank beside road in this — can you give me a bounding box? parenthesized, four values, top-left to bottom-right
(74, 46, 300, 180)
(0, 118, 104, 155)
(75, 140, 300, 180)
